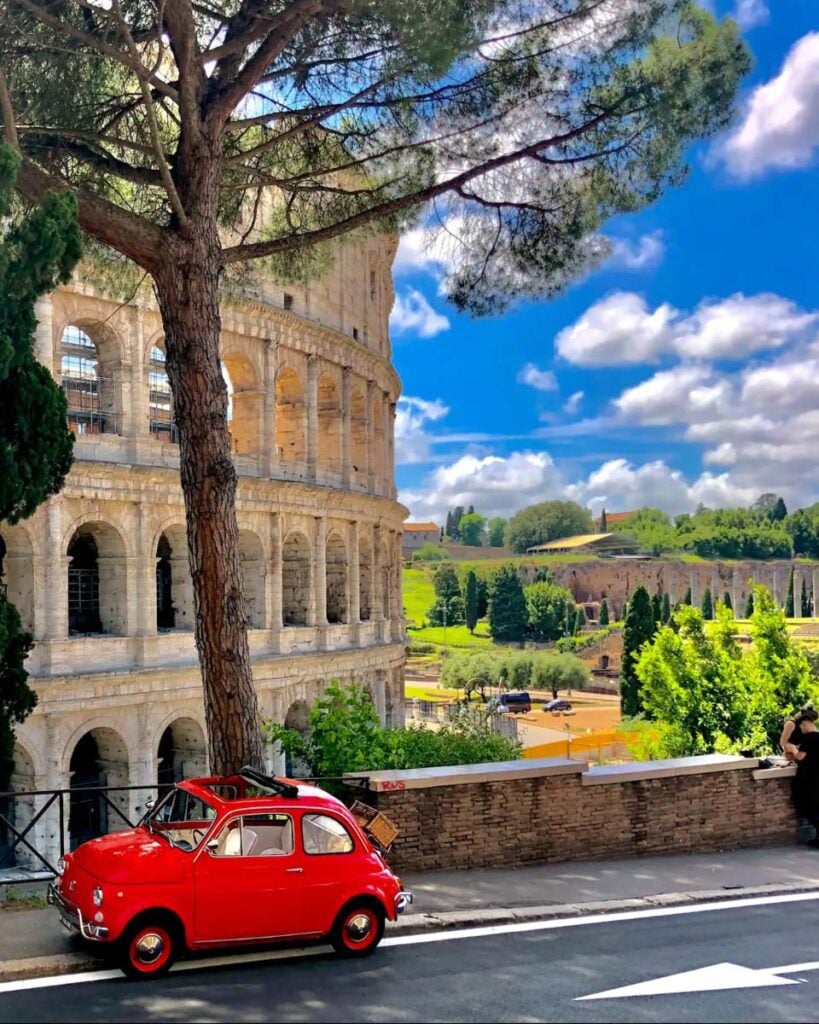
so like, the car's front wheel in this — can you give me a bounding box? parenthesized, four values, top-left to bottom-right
(330, 901, 385, 957)
(120, 918, 178, 980)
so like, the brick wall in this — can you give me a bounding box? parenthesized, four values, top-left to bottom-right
(349, 758, 799, 872)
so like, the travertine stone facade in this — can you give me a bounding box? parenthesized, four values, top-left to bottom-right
(0, 233, 406, 853)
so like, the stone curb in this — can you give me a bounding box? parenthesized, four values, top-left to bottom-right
(2, 882, 817, 983)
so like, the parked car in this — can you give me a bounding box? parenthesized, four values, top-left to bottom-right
(543, 699, 573, 712)
(49, 768, 412, 979)
(488, 691, 532, 714)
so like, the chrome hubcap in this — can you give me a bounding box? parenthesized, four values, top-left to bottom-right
(346, 913, 372, 942)
(135, 932, 165, 964)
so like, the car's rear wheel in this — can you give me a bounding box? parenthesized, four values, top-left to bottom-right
(120, 919, 177, 980)
(330, 901, 385, 957)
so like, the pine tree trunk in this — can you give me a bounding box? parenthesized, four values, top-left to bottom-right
(153, 233, 263, 776)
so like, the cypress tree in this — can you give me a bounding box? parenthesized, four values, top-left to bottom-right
(574, 606, 585, 634)
(620, 586, 656, 717)
(651, 592, 662, 624)
(802, 577, 811, 618)
(661, 592, 671, 623)
(0, 144, 81, 788)
(464, 570, 479, 634)
(683, 586, 692, 606)
(488, 565, 528, 643)
(723, 591, 733, 612)
(785, 567, 795, 618)
(701, 587, 714, 620)
(600, 508, 608, 533)
(599, 599, 610, 627)
(744, 591, 754, 618)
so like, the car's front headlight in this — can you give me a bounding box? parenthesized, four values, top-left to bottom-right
(92, 887, 104, 907)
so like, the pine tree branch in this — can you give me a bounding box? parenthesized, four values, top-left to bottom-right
(0, 63, 164, 270)
(109, 0, 188, 229)
(206, 0, 330, 126)
(222, 108, 618, 265)
(10, 0, 179, 102)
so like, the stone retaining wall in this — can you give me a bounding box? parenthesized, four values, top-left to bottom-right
(346, 757, 799, 872)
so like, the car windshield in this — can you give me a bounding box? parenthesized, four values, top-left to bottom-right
(144, 787, 217, 852)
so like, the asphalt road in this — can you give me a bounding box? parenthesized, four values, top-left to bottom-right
(4, 895, 819, 1023)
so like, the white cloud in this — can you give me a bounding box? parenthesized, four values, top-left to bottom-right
(517, 363, 558, 391)
(718, 32, 819, 179)
(556, 291, 818, 366)
(389, 289, 451, 338)
(564, 391, 584, 414)
(555, 291, 677, 366)
(394, 396, 449, 464)
(399, 451, 565, 522)
(607, 230, 665, 271)
(614, 366, 733, 426)
(734, 0, 769, 29)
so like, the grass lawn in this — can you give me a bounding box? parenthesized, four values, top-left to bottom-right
(407, 622, 494, 649)
(403, 566, 436, 626)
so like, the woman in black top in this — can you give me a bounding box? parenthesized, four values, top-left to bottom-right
(792, 710, 819, 847)
(781, 704, 815, 760)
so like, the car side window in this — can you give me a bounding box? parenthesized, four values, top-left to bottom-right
(209, 814, 294, 857)
(302, 813, 354, 855)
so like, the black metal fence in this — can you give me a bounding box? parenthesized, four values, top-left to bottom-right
(0, 784, 161, 880)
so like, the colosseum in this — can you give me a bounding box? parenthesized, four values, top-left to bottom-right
(0, 233, 405, 860)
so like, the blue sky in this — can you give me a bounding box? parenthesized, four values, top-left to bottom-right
(391, 1, 819, 525)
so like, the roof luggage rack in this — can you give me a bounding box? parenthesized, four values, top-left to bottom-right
(239, 766, 299, 799)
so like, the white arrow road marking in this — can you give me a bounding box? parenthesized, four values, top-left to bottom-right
(577, 960, 819, 1001)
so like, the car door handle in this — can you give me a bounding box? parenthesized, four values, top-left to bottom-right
(285, 867, 303, 873)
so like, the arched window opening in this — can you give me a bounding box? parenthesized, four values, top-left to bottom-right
(148, 346, 178, 443)
(326, 534, 347, 624)
(60, 325, 117, 435)
(67, 532, 101, 634)
(156, 533, 175, 630)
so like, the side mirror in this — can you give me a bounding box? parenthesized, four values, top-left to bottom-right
(206, 840, 219, 855)
(144, 797, 156, 812)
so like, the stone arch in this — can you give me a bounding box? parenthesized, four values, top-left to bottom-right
(326, 532, 348, 624)
(350, 386, 367, 488)
(283, 700, 311, 777)
(275, 366, 307, 465)
(66, 521, 128, 635)
(153, 523, 194, 630)
(317, 372, 342, 475)
(239, 528, 266, 629)
(157, 717, 208, 785)
(358, 534, 373, 622)
(67, 726, 130, 849)
(0, 744, 36, 869)
(58, 321, 123, 436)
(372, 397, 385, 492)
(146, 341, 178, 443)
(223, 350, 262, 456)
(0, 523, 36, 633)
(282, 531, 311, 626)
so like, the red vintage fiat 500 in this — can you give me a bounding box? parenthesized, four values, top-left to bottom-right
(48, 768, 411, 979)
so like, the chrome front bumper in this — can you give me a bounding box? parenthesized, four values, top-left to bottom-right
(47, 883, 109, 941)
(395, 890, 413, 914)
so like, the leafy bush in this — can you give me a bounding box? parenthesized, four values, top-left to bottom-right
(406, 640, 436, 655)
(265, 682, 519, 787)
(412, 543, 445, 562)
(632, 586, 818, 758)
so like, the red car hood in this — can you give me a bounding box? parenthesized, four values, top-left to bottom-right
(72, 827, 186, 884)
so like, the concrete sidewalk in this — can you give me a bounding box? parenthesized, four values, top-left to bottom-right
(2, 845, 818, 980)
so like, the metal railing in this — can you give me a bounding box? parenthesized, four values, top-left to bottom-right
(0, 783, 161, 880)
(405, 698, 519, 740)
